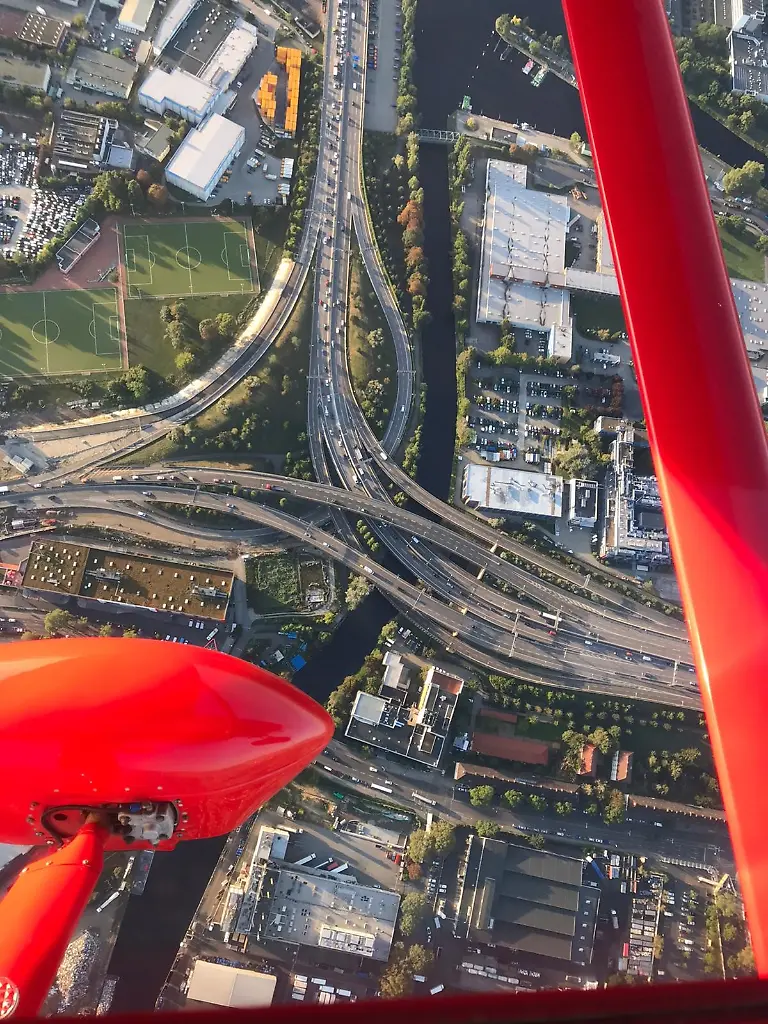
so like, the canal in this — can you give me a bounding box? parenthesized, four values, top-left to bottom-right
(108, 1, 764, 1007)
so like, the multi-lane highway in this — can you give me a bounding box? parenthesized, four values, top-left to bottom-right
(0, 0, 703, 719)
(9, 478, 700, 707)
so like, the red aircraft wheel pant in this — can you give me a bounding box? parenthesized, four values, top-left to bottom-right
(0, 639, 333, 1016)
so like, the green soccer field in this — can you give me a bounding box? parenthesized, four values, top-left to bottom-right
(122, 219, 257, 300)
(0, 288, 123, 378)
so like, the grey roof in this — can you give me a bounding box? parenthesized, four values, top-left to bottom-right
(460, 837, 594, 963)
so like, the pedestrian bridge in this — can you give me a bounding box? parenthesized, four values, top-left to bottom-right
(416, 129, 461, 145)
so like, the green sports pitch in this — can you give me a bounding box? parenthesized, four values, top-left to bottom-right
(0, 289, 122, 378)
(122, 219, 257, 299)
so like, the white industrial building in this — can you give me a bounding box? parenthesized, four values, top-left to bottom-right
(138, 66, 216, 124)
(118, 0, 156, 33)
(186, 961, 276, 1009)
(165, 114, 245, 200)
(152, 0, 196, 54)
(477, 158, 768, 361)
(200, 19, 259, 91)
(462, 464, 563, 519)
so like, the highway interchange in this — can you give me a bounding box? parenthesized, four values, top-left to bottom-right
(3, 0, 702, 713)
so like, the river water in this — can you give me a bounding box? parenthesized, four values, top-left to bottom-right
(108, 2, 763, 1008)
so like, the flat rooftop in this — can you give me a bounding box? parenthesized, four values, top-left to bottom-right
(0, 54, 49, 90)
(462, 464, 563, 518)
(261, 868, 399, 961)
(460, 837, 597, 963)
(730, 27, 768, 97)
(166, 113, 243, 192)
(186, 961, 276, 1008)
(200, 19, 259, 89)
(138, 65, 215, 118)
(19, 11, 66, 48)
(478, 159, 570, 329)
(22, 540, 233, 620)
(52, 110, 114, 170)
(67, 47, 138, 97)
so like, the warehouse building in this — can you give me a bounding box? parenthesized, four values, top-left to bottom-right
(0, 55, 50, 93)
(22, 540, 233, 620)
(457, 837, 598, 964)
(66, 48, 138, 99)
(118, 0, 156, 34)
(165, 113, 245, 200)
(186, 961, 276, 1009)
(138, 65, 216, 124)
(199, 18, 258, 91)
(462, 464, 563, 519)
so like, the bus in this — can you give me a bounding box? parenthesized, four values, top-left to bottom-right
(411, 792, 437, 807)
(370, 783, 393, 794)
(96, 891, 120, 913)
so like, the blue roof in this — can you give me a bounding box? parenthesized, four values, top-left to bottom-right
(290, 655, 306, 670)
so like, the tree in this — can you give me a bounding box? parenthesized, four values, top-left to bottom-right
(755, 233, 768, 253)
(430, 820, 455, 854)
(20, 631, 39, 641)
(469, 785, 494, 807)
(728, 946, 755, 975)
(722, 160, 764, 197)
(503, 789, 523, 808)
(603, 787, 626, 824)
(466, 116, 477, 131)
(406, 861, 422, 880)
(527, 833, 546, 849)
(379, 964, 411, 998)
(175, 350, 196, 375)
(476, 820, 500, 838)
(407, 828, 430, 864)
(570, 131, 583, 151)
(398, 893, 427, 936)
(98, 623, 115, 637)
(405, 945, 433, 974)
(122, 628, 139, 639)
(528, 39, 541, 55)
(44, 609, 74, 636)
(199, 318, 220, 342)
(72, 14, 86, 28)
(136, 169, 153, 190)
(653, 935, 664, 959)
(147, 182, 169, 208)
(216, 312, 236, 337)
(345, 574, 372, 609)
(124, 365, 151, 403)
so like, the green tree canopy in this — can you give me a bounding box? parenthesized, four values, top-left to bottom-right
(722, 160, 764, 197)
(44, 609, 74, 636)
(476, 820, 500, 838)
(469, 785, 495, 807)
(345, 574, 372, 609)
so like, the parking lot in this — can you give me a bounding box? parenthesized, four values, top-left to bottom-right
(363, 0, 400, 132)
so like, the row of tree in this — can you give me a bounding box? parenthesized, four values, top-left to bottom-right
(284, 57, 322, 256)
(325, 650, 384, 730)
(379, 942, 433, 998)
(449, 136, 472, 340)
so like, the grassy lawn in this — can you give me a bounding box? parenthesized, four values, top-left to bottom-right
(570, 293, 626, 336)
(125, 293, 254, 379)
(0, 288, 122, 378)
(117, 271, 313, 468)
(515, 717, 565, 743)
(347, 240, 397, 439)
(717, 223, 765, 282)
(246, 553, 302, 614)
